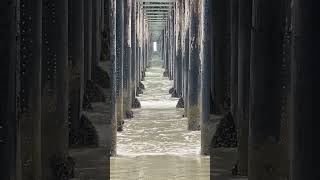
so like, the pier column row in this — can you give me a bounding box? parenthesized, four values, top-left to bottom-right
(197, 0, 315, 179)
(1, 0, 117, 177)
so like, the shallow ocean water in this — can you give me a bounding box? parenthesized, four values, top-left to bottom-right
(110, 61, 210, 180)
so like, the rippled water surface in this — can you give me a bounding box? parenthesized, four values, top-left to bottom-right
(111, 60, 209, 180)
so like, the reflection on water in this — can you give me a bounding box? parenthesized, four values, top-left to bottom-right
(111, 62, 209, 180)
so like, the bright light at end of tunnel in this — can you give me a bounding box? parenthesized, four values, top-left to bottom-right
(153, 42, 157, 52)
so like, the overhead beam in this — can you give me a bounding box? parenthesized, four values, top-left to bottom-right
(149, 27, 166, 28)
(143, 7, 173, 9)
(148, 24, 166, 26)
(137, 0, 176, 2)
(145, 15, 169, 18)
(142, 7, 173, 12)
(144, 15, 168, 17)
(147, 20, 166, 24)
(145, 14, 170, 16)
(146, 20, 168, 22)
(141, 4, 174, 6)
(148, 22, 166, 23)
(144, 12, 170, 15)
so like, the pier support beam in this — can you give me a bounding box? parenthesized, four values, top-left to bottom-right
(131, 0, 137, 104)
(183, 0, 190, 116)
(212, 0, 231, 114)
(19, 0, 42, 178)
(249, 1, 291, 179)
(201, 0, 212, 155)
(187, 0, 201, 131)
(175, 0, 183, 97)
(84, 0, 93, 83)
(0, 0, 20, 178)
(91, 0, 97, 79)
(167, 20, 171, 79)
(68, 0, 85, 146)
(109, 0, 117, 156)
(291, 0, 315, 179)
(237, 0, 252, 175)
(137, 5, 141, 88)
(169, 14, 174, 81)
(123, 0, 133, 117)
(230, 0, 238, 127)
(116, 0, 124, 131)
(41, 0, 70, 179)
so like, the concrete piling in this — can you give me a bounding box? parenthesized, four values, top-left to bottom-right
(237, 0, 252, 175)
(0, 0, 316, 178)
(201, 0, 212, 155)
(131, 0, 137, 105)
(19, 0, 43, 179)
(0, 0, 20, 178)
(123, 0, 133, 117)
(41, 0, 70, 179)
(187, 0, 201, 131)
(183, 0, 190, 116)
(249, 1, 291, 179)
(116, 0, 124, 132)
(291, 0, 315, 179)
(84, 0, 93, 83)
(68, 0, 85, 147)
(109, 0, 117, 156)
(175, 0, 183, 97)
